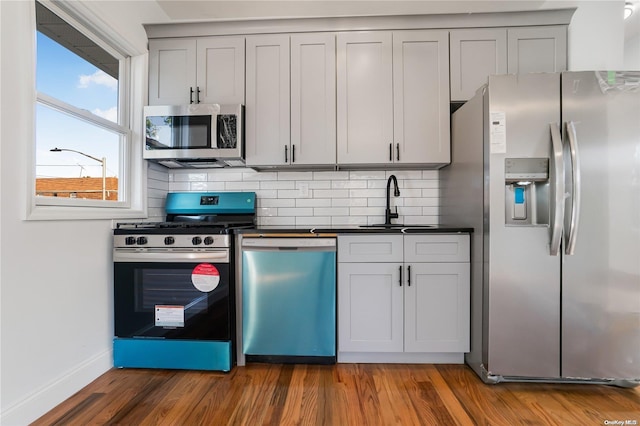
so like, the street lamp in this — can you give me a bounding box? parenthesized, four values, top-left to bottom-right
(50, 147, 107, 200)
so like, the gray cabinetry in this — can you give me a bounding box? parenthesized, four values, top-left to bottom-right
(246, 33, 336, 167)
(336, 30, 450, 167)
(450, 25, 567, 101)
(337, 234, 470, 362)
(148, 36, 245, 105)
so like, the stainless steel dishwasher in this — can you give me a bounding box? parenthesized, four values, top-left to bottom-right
(241, 237, 336, 364)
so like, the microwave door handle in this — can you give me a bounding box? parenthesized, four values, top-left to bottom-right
(549, 122, 565, 256)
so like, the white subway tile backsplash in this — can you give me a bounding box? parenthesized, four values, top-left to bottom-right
(260, 180, 295, 190)
(349, 188, 385, 198)
(259, 198, 295, 208)
(254, 189, 278, 199)
(278, 171, 313, 181)
(313, 171, 349, 180)
(277, 189, 304, 198)
(421, 188, 439, 197)
(257, 207, 278, 217)
(314, 207, 349, 216)
(278, 207, 314, 217)
(259, 216, 296, 227)
(243, 170, 277, 181)
(331, 198, 367, 207)
(331, 216, 367, 226)
(225, 181, 261, 191)
(349, 170, 386, 180)
(313, 189, 349, 198)
(350, 206, 385, 216)
(386, 170, 422, 179)
(296, 198, 332, 208)
(296, 216, 332, 226)
(331, 180, 367, 189)
(307, 180, 331, 189)
(173, 172, 208, 182)
(168, 182, 190, 191)
(165, 167, 441, 227)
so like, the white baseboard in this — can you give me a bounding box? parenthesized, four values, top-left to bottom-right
(338, 352, 465, 364)
(0, 349, 112, 425)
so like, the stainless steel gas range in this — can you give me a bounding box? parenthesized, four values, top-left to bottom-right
(112, 192, 256, 371)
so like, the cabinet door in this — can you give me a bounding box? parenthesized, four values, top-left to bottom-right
(404, 234, 470, 263)
(196, 36, 245, 104)
(338, 235, 403, 263)
(393, 30, 450, 165)
(338, 263, 403, 352)
(291, 33, 336, 166)
(245, 35, 291, 167)
(507, 26, 567, 74)
(449, 29, 507, 101)
(148, 39, 196, 105)
(337, 32, 393, 165)
(404, 263, 470, 353)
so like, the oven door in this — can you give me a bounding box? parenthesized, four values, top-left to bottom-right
(114, 250, 231, 340)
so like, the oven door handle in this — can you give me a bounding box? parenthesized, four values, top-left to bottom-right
(113, 250, 229, 263)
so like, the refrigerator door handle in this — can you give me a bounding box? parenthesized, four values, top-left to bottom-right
(549, 122, 565, 256)
(565, 121, 582, 255)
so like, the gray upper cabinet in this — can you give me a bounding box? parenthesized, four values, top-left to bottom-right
(337, 30, 450, 167)
(450, 25, 567, 101)
(507, 26, 567, 74)
(245, 35, 291, 167)
(148, 38, 196, 105)
(449, 29, 507, 102)
(148, 36, 245, 105)
(245, 33, 337, 168)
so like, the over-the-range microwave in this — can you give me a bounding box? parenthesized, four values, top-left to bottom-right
(143, 103, 245, 168)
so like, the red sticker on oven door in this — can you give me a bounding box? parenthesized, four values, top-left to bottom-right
(192, 263, 220, 292)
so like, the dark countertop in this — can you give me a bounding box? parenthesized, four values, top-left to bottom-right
(237, 225, 473, 236)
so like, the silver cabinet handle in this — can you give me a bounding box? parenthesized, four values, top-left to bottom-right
(565, 121, 581, 256)
(549, 122, 565, 256)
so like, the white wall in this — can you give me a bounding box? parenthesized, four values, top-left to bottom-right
(0, 1, 629, 424)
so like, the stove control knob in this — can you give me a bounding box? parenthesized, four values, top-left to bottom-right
(164, 236, 175, 245)
(136, 237, 148, 245)
(203, 236, 214, 245)
(192, 236, 202, 245)
(125, 237, 136, 245)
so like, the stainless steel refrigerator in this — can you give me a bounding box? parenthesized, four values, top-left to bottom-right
(441, 71, 640, 386)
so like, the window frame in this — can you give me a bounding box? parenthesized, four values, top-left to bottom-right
(28, 0, 147, 220)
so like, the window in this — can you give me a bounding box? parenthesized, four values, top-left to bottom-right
(30, 1, 146, 219)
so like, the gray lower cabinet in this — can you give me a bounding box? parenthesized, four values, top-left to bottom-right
(337, 234, 470, 362)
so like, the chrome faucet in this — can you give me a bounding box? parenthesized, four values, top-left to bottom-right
(385, 175, 400, 225)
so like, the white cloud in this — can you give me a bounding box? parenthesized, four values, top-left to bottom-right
(78, 70, 117, 90)
(93, 107, 118, 123)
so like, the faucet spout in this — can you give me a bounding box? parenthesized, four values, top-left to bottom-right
(385, 175, 400, 225)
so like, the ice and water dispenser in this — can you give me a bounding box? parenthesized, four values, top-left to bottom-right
(504, 158, 550, 226)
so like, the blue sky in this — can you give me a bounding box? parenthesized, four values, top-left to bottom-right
(36, 32, 120, 179)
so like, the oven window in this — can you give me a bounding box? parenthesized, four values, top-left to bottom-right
(145, 115, 211, 150)
(114, 261, 232, 340)
(136, 269, 208, 315)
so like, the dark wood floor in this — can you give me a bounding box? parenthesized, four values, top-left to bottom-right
(32, 364, 640, 425)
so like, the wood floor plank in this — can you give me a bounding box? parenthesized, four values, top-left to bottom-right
(31, 363, 640, 426)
